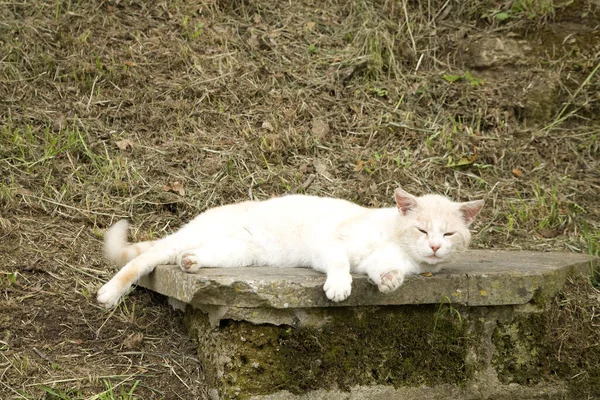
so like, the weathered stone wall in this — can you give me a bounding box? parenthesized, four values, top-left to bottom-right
(186, 305, 469, 398)
(139, 251, 599, 399)
(185, 281, 600, 399)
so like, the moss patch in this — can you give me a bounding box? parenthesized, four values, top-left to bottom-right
(492, 276, 600, 398)
(492, 313, 546, 384)
(186, 305, 468, 398)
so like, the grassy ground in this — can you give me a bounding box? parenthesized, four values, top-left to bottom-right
(0, 0, 598, 398)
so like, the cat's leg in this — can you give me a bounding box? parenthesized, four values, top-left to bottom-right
(358, 248, 414, 294)
(176, 238, 254, 272)
(364, 259, 405, 293)
(376, 269, 405, 293)
(312, 246, 352, 302)
(97, 242, 178, 308)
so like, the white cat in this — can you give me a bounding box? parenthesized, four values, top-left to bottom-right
(97, 188, 483, 308)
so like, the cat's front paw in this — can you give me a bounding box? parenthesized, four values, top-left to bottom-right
(177, 252, 200, 273)
(378, 269, 404, 293)
(323, 272, 352, 302)
(97, 280, 126, 309)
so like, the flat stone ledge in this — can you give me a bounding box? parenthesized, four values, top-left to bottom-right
(139, 250, 595, 310)
(251, 382, 567, 400)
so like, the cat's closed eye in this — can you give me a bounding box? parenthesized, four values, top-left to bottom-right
(416, 227, 428, 235)
(444, 232, 455, 237)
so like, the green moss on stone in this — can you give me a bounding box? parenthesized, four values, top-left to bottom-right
(492, 276, 600, 398)
(183, 276, 600, 399)
(491, 313, 545, 385)
(186, 305, 468, 398)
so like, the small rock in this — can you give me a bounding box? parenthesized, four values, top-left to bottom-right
(115, 139, 134, 151)
(465, 37, 530, 68)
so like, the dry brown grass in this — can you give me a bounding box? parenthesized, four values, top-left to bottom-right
(1, 0, 599, 398)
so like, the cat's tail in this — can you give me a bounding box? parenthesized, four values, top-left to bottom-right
(104, 220, 156, 266)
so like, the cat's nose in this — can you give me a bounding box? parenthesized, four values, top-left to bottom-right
(430, 244, 441, 253)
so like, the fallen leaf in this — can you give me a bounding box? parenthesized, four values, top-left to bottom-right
(442, 74, 462, 83)
(446, 154, 477, 168)
(15, 187, 33, 196)
(538, 228, 561, 238)
(421, 272, 433, 277)
(123, 61, 136, 67)
(261, 121, 274, 131)
(115, 139, 133, 151)
(495, 12, 510, 21)
(354, 160, 365, 172)
(164, 181, 185, 196)
(122, 332, 144, 350)
(512, 168, 524, 178)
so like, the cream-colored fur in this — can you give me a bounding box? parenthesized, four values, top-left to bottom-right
(97, 188, 483, 308)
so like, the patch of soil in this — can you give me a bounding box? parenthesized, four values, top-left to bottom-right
(0, 216, 206, 398)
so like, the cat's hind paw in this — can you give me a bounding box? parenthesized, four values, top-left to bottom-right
(97, 281, 125, 309)
(177, 252, 200, 273)
(378, 269, 404, 293)
(323, 271, 352, 302)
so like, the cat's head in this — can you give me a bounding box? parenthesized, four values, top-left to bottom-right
(394, 187, 484, 265)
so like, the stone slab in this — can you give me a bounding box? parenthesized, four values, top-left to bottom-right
(251, 382, 566, 400)
(138, 250, 596, 309)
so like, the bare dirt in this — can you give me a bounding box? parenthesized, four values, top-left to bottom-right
(1, 0, 599, 399)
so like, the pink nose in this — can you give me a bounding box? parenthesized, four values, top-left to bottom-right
(430, 244, 441, 253)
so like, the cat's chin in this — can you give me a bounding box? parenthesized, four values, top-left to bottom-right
(421, 255, 445, 265)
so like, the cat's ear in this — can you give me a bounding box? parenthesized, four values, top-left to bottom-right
(394, 188, 418, 216)
(459, 200, 484, 226)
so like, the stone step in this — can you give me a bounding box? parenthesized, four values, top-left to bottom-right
(252, 382, 567, 400)
(139, 250, 592, 309)
(135, 251, 598, 400)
